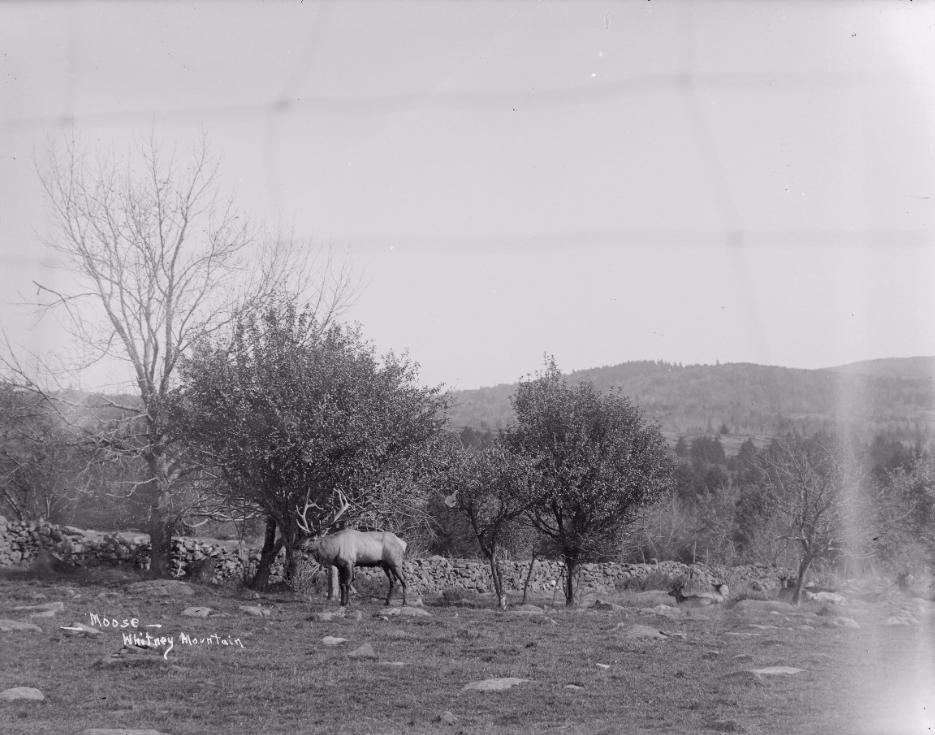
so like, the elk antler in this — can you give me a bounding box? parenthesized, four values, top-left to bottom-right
(296, 489, 351, 537)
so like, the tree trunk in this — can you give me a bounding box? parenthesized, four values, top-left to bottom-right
(522, 552, 537, 605)
(146, 484, 174, 577)
(487, 551, 507, 610)
(250, 517, 283, 592)
(564, 556, 577, 607)
(144, 453, 174, 577)
(792, 554, 813, 605)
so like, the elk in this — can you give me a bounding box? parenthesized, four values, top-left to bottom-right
(296, 490, 408, 607)
(669, 580, 729, 607)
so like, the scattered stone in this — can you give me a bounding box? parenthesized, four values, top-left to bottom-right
(238, 605, 270, 618)
(733, 599, 795, 614)
(345, 610, 362, 621)
(61, 622, 103, 638)
(181, 606, 213, 618)
(379, 606, 431, 617)
(823, 617, 859, 629)
(731, 654, 754, 663)
(321, 636, 348, 646)
(615, 623, 669, 640)
(348, 643, 376, 659)
(797, 625, 815, 630)
(462, 677, 530, 692)
(592, 599, 626, 612)
(0, 686, 44, 701)
(804, 591, 846, 605)
(512, 603, 544, 613)
(126, 580, 195, 597)
(702, 650, 721, 660)
(720, 670, 766, 685)
(29, 609, 60, 619)
(379, 661, 407, 667)
(747, 624, 778, 630)
(438, 711, 459, 725)
(81, 730, 173, 735)
(408, 596, 425, 607)
(564, 684, 583, 691)
(12, 601, 65, 613)
(883, 615, 916, 627)
(0, 619, 42, 633)
(595, 663, 610, 669)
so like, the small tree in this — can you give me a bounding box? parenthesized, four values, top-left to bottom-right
(505, 358, 676, 606)
(760, 434, 869, 603)
(173, 297, 449, 589)
(440, 439, 533, 609)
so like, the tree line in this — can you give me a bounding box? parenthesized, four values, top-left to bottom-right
(2, 131, 933, 608)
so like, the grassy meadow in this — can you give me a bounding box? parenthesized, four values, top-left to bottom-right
(0, 568, 932, 735)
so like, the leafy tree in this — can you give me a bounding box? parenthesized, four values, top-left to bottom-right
(172, 298, 449, 589)
(505, 358, 676, 606)
(4, 131, 356, 575)
(439, 439, 533, 609)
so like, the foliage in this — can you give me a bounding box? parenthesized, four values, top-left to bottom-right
(437, 438, 535, 608)
(172, 297, 450, 586)
(505, 358, 676, 605)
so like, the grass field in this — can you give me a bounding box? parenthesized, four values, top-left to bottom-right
(1, 568, 932, 735)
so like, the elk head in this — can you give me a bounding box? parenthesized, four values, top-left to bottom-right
(296, 489, 350, 559)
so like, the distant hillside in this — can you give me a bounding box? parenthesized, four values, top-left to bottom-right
(446, 357, 935, 443)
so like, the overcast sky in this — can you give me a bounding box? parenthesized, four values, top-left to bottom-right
(1, 1, 934, 391)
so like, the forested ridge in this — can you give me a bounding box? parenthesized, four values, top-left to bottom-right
(448, 357, 935, 444)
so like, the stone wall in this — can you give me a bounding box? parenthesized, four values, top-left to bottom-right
(0, 514, 785, 595)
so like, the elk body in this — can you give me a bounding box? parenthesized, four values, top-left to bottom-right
(298, 490, 408, 607)
(306, 529, 408, 607)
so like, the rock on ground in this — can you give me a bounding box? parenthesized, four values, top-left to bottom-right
(12, 601, 65, 613)
(0, 687, 45, 701)
(462, 677, 530, 692)
(823, 617, 860, 629)
(348, 643, 376, 658)
(378, 606, 431, 617)
(0, 619, 43, 633)
(438, 711, 459, 725)
(321, 636, 347, 646)
(181, 606, 213, 618)
(239, 605, 271, 618)
(614, 623, 670, 640)
(81, 730, 173, 735)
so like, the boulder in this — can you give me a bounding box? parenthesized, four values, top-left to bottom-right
(348, 643, 377, 659)
(0, 687, 45, 701)
(462, 677, 530, 692)
(181, 606, 213, 618)
(0, 619, 43, 633)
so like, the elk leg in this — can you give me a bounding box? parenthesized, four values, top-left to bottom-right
(382, 565, 395, 606)
(336, 560, 354, 607)
(388, 564, 407, 606)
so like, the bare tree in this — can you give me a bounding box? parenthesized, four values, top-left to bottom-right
(5, 130, 357, 575)
(760, 434, 869, 603)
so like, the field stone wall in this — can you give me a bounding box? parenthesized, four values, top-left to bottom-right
(0, 514, 785, 595)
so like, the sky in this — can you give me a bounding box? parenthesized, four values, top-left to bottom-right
(1, 0, 934, 392)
